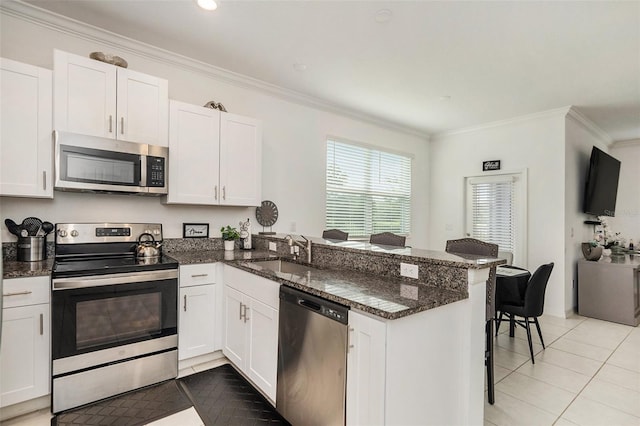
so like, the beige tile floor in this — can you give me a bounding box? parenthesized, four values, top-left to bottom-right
(3, 315, 638, 426)
(485, 315, 640, 426)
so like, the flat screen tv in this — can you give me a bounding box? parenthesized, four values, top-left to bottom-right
(583, 146, 621, 217)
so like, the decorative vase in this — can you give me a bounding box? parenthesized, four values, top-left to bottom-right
(581, 243, 603, 261)
(224, 240, 235, 251)
(610, 244, 625, 256)
(602, 248, 612, 257)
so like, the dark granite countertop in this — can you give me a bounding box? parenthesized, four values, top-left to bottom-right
(230, 258, 467, 320)
(166, 249, 278, 264)
(3, 258, 54, 279)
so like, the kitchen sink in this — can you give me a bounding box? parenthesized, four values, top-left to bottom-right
(250, 259, 314, 275)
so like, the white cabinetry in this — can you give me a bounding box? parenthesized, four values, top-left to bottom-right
(346, 310, 386, 426)
(0, 276, 50, 408)
(223, 266, 279, 402)
(54, 50, 168, 146)
(0, 58, 53, 198)
(178, 263, 219, 361)
(166, 101, 262, 206)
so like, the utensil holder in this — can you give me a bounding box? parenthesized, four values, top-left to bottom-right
(17, 236, 46, 262)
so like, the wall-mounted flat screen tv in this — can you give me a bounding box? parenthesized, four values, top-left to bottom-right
(583, 146, 621, 217)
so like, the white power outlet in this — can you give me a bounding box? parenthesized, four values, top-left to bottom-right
(269, 242, 277, 252)
(400, 262, 419, 279)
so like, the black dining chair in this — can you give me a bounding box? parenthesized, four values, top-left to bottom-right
(495, 262, 554, 364)
(369, 232, 405, 247)
(445, 238, 498, 405)
(322, 229, 349, 241)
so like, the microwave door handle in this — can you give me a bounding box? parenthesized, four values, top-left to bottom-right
(140, 155, 147, 187)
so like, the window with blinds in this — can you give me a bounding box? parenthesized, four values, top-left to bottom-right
(467, 175, 516, 254)
(326, 139, 412, 238)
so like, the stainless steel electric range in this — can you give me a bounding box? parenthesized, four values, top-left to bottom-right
(50, 223, 179, 413)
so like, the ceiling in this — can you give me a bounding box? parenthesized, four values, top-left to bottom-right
(24, 0, 640, 141)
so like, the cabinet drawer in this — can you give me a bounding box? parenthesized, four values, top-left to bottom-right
(2, 276, 50, 308)
(224, 265, 280, 309)
(180, 263, 217, 287)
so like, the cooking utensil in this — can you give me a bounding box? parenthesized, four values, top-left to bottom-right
(21, 217, 43, 236)
(4, 218, 21, 236)
(42, 222, 55, 235)
(135, 233, 162, 258)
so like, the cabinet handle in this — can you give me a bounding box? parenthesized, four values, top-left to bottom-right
(214, 186, 218, 200)
(43, 171, 47, 190)
(222, 186, 226, 200)
(3, 290, 33, 297)
(108, 115, 113, 133)
(191, 274, 208, 278)
(347, 327, 354, 353)
(120, 117, 124, 135)
(239, 302, 244, 320)
(184, 295, 187, 312)
(40, 314, 44, 335)
(243, 305, 250, 323)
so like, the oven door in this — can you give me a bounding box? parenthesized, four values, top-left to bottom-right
(52, 270, 178, 369)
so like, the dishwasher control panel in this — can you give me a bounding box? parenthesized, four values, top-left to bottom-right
(323, 307, 347, 322)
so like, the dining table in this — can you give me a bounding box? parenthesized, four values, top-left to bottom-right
(496, 265, 531, 336)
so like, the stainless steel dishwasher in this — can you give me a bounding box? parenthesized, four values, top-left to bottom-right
(277, 286, 349, 426)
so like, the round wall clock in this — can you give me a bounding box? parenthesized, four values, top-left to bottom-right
(255, 200, 278, 234)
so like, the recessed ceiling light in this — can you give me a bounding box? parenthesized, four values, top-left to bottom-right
(197, 0, 217, 11)
(293, 63, 308, 72)
(375, 9, 393, 24)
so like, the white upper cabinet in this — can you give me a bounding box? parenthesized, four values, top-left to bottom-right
(167, 101, 220, 204)
(219, 113, 262, 206)
(166, 101, 262, 206)
(0, 58, 53, 198)
(54, 50, 168, 146)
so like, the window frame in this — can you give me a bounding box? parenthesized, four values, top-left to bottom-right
(325, 137, 413, 240)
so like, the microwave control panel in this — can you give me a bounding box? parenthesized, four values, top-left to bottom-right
(147, 157, 165, 187)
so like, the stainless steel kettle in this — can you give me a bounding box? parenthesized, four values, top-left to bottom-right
(136, 233, 162, 258)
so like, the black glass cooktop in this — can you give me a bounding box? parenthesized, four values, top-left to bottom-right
(52, 254, 179, 278)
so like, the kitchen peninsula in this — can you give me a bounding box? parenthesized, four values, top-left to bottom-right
(3, 234, 502, 425)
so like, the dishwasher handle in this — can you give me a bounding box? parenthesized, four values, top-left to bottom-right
(298, 299, 321, 311)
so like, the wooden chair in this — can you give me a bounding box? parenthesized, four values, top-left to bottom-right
(445, 238, 498, 405)
(369, 232, 405, 247)
(322, 229, 349, 241)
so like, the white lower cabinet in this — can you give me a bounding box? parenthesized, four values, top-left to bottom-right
(346, 310, 387, 426)
(223, 266, 279, 402)
(0, 276, 50, 408)
(178, 263, 219, 361)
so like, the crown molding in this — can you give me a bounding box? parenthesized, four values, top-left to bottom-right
(566, 106, 613, 146)
(610, 138, 640, 148)
(1, 0, 428, 139)
(431, 106, 573, 140)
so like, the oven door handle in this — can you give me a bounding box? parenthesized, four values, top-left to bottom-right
(52, 269, 178, 290)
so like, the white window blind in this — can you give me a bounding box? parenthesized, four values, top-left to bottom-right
(326, 140, 411, 238)
(468, 175, 515, 254)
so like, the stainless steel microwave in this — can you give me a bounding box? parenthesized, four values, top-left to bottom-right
(54, 131, 168, 195)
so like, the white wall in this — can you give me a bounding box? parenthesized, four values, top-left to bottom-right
(429, 110, 568, 317)
(564, 113, 610, 313)
(0, 7, 429, 245)
(609, 139, 640, 243)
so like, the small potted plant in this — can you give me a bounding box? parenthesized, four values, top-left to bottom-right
(220, 225, 240, 251)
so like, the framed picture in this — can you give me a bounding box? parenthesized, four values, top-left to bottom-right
(183, 223, 209, 238)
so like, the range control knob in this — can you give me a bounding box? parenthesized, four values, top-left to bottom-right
(58, 230, 67, 238)
(153, 229, 161, 236)
(70, 230, 79, 237)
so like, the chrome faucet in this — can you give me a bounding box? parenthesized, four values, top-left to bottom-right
(285, 234, 312, 264)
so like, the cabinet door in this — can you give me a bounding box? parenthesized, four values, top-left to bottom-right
(54, 50, 117, 139)
(346, 310, 386, 426)
(0, 304, 50, 407)
(0, 58, 53, 198)
(246, 297, 278, 402)
(223, 286, 246, 367)
(179, 285, 217, 361)
(116, 68, 168, 146)
(166, 101, 220, 204)
(219, 113, 262, 206)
